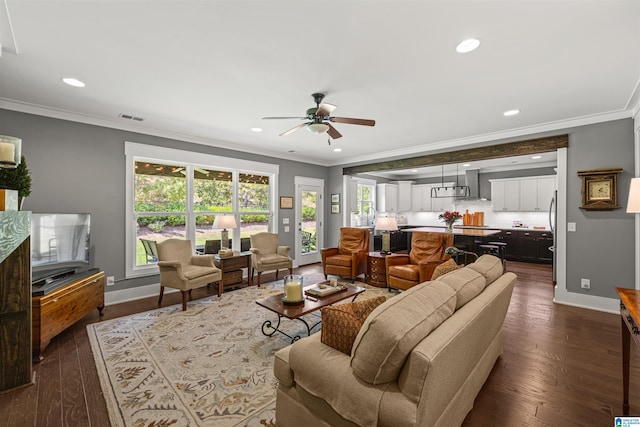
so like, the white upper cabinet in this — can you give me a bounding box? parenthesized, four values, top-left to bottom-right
(376, 183, 399, 212)
(491, 180, 521, 211)
(491, 176, 556, 212)
(395, 181, 414, 212)
(520, 176, 556, 211)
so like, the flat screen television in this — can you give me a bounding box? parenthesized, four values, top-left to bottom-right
(31, 213, 91, 284)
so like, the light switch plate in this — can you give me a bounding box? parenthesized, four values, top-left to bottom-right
(284, 225, 290, 232)
(283, 218, 289, 225)
(568, 222, 576, 232)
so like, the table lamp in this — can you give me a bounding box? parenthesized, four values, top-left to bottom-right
(213, 215, 237, 250)
(627, 178, 640, 213)
(375, 217, 398, 255)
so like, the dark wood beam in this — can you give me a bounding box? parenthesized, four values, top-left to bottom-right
(343, 134, 568, 175)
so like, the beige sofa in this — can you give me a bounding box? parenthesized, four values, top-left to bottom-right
(274, 255, 516, 427)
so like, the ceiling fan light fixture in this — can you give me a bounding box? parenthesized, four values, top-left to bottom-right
(307, 122, 329, 134)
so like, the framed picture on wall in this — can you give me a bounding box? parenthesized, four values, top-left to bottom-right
(331, 193, 340, 203)
(280, 196, 293, 209)
(331, 204, 340, 214)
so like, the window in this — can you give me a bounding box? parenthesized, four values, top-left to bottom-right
(126, 142, 279, 278)
(357, 182, 375, 216)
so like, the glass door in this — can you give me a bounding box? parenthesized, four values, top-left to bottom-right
(295, 177, 323, 265)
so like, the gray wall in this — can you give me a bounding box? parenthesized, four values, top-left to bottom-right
(0, 109, 327, 292)
(566, 119, 635, 298)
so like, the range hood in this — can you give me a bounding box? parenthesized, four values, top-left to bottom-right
(465, 169, 481, 199)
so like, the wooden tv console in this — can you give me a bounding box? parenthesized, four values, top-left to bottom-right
(32, 270, 105, 360)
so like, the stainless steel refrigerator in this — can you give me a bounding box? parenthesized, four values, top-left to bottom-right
(548, 190, 557, 284)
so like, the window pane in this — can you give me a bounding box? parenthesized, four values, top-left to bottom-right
(135, 215, 186, 265)
(240, 214, 270, 240)
(239, 173, 270, 211)
(301, 191, 317, 254)
(194, 168, 233, 212)
(134, 161, 186, 212)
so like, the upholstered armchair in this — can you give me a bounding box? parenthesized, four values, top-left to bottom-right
(157, 239, 222, 310)
(385, 231, 453, 291)
(321, 227, 370, 280)
(249, 232, 293, 286)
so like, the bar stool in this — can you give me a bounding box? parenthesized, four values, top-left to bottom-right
(487, 241, 508, 271)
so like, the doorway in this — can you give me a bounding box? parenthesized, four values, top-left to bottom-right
(295, 177, 324, 265)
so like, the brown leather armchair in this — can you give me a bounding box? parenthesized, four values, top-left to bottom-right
(321, 227, 370, 280)
(385, 232, 453, 291)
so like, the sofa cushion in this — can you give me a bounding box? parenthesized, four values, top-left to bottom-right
(326, 254, 352, 267)
(321, 296, 387, 355)
(388, 264, 420, 281)
(466, 254, 504, 285)
(350, 280, 457, 385)
(434, 266, 486, 309)
(430, 258, 461, 280)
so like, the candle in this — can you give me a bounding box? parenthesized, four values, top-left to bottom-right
(285, 281, 303, 302)
(0, 142, 14, 163)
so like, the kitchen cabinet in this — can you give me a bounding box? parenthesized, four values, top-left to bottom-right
(491, 180, 520, 211)
(411, 185, 432, 211)
(520, 177, 556, 212)
(501, 230, 552, 264)
(376, 183, 398, 212)
(395, 181, 414, 212)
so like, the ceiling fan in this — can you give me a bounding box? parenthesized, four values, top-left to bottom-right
(262, 93, 375, 143)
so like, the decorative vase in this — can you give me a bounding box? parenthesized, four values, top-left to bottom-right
(446, 223, 454, 233)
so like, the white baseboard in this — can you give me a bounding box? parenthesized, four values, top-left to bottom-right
(104, 281, 173, 306)
(553, 286, 619, 314)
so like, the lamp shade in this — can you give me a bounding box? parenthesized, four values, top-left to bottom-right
(0, 135, 21, 168)
(375, 217, 398, 231)
(213, 215, 237, 230)
(307, 123, 329, 134)
(627, 178, 640, 213)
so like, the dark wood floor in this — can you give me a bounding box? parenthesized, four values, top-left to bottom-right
(1, 262, 638, 426)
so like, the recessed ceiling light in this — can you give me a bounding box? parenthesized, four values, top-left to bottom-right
(61, 77, 85, 87)
(333, 148, 342, 152)
(462, 163, 471, 167)
(531, 155, 542, 159)
(250, 127, 263, 133)
(456, 39, 480, 53)
(411, 169, 418, 173)
(503, 109, 521, 116)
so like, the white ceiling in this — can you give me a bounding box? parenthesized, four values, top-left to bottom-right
(1, 1, 639, 168)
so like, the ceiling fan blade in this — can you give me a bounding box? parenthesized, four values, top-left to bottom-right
(263, 116, 306, 120)
(331, 117, 376, 126)
(280, 123, 308, 136)
(327, 123, 342, 139)
(316, 102, 337, 117)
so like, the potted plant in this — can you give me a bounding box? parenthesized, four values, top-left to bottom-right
(0, 156, 32, 209)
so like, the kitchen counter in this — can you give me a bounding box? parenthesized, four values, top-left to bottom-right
(402, 226, 502, 237)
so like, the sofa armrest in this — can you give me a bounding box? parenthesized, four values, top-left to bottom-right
(287, 334, 387, 427)
(320, 247, 338, 264)
(417, 260, 445, 282)
(190, 255, 215, 267)
(277, 245, 291, 256)
(274, 345, 294, 388)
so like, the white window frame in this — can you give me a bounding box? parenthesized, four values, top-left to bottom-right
(125, 142, 279, 278)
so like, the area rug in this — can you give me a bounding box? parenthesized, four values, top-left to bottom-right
(87, 274, 393, 427)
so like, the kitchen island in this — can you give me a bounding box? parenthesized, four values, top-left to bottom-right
(402, 226, 502, 237)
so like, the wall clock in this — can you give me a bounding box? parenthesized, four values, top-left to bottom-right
(577, 168, 622, 210)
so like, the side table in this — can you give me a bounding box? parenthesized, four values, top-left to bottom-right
(366, 251, 388, 288)
(214, 251, 252, 292)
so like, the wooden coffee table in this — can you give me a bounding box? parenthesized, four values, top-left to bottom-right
(255, 281, 365, 343)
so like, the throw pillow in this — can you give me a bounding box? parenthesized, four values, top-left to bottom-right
(430, 258, 461, 280)
(321, 296, 387, 355)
